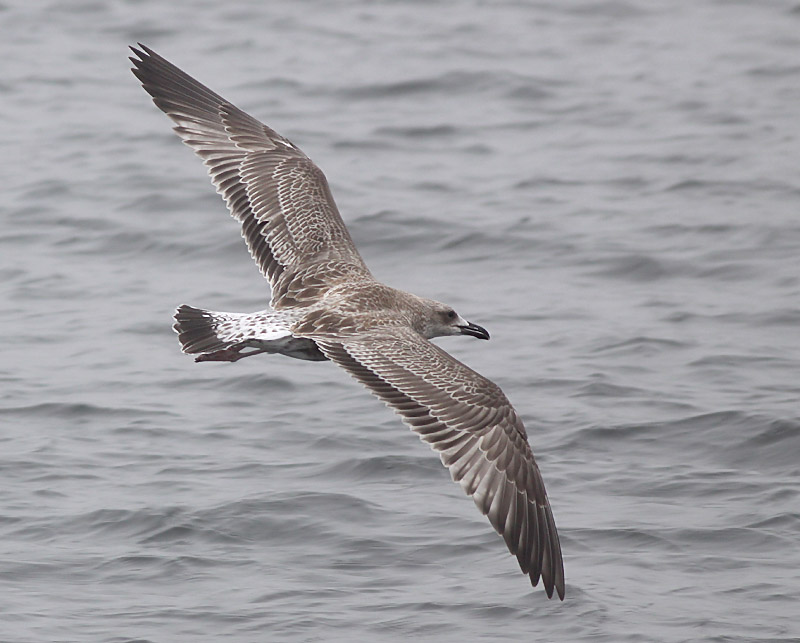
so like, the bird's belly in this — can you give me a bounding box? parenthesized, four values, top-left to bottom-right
(246, 335, 328, 361)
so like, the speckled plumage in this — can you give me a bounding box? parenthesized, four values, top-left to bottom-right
(132, 44, 564, 600)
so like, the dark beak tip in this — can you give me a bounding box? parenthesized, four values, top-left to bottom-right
(460, 322, 490, 341)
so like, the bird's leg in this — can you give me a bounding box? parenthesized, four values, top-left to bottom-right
(194, 340, 271, 363)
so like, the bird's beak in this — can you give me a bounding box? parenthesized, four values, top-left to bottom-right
(459, 321, 490, 340)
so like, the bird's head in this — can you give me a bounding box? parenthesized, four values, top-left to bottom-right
(417, 299, 490, 341)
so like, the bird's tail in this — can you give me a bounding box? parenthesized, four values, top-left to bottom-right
(173, 304, 302, 356)
(173, 305, 235, 354)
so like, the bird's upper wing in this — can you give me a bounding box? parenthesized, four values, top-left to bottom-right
(314, 326, 565, 599)
(130, 45, 372, 309)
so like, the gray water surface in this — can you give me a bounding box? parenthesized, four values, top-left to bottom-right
(2, 1, 800, 641)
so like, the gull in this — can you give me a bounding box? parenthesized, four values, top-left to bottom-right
(130, 44, 565, 600)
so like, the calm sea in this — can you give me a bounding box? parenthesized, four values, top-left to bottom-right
(2, 1, 799, 641)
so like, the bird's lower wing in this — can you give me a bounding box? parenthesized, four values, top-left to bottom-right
(315, 327, 565, 599)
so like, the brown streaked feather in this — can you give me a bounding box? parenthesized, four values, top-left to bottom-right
(129, 45, 372, 308)
(314, 327, 565, 600)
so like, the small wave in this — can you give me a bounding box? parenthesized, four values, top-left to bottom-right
(339, 69, 554, 103)
(591, 336, 689, 356)
(586, 254, 680, 282)
(374, 124, 459, 139)
(570, 411, 800, 474)
(0, 401, 165, 421)
(310, 453, 443, 483)
(663, 178, 800, 198)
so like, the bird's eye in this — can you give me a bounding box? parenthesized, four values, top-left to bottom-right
(447, 310, 456, 320)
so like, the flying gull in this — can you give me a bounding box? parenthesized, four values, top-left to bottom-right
(130, 44, 565, 600)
